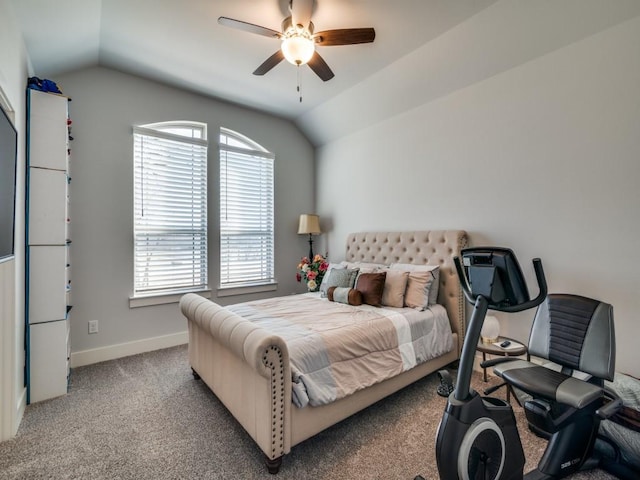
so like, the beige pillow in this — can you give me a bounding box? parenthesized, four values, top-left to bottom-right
(340, 261, 385, 271)
(390, 263, 440, 305)
(381, 270, 409, 308)
(404, 271, 432, 310)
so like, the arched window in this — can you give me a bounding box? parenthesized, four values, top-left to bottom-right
(132, 121, 208, 299)
(219, 128, 274, 289)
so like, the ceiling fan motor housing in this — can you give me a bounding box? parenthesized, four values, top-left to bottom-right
(282, 17, 314, 35)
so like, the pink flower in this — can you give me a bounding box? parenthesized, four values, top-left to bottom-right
(296, 253, 328, 291)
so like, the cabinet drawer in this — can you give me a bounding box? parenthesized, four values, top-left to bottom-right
(28, 246, 68, 323)
(28, 90, 68, 170)
(29, 319, 69, 403)
(28, 168, 68, 245)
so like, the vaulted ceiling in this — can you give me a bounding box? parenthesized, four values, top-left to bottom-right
(10, 1, 498, 118)
(10, 1, 640, 146)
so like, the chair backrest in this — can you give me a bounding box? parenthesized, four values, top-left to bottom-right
(528, 294, 615, 381)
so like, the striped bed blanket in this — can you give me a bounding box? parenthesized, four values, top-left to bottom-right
(227, 293, 454, 408)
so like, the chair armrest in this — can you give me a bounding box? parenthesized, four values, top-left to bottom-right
(597, 396, 623, 419)
(481, 356, 520, 369)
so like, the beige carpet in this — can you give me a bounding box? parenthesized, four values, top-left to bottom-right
(0, 345, 619, 479)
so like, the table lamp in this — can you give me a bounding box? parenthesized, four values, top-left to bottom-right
(298, 214, 321, 260)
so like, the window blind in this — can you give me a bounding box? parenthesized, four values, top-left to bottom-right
(220, 141, 274, 287)
(133, 125, 208, 296)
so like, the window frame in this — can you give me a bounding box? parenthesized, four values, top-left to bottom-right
(218, 128, 276, 296)
(130, 120, 210, 307)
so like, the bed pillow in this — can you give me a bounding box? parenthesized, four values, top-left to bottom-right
(340, 261, 385, 271)
(355, 272, 387, 307)
(318, 263, 345, 296)
(390, 263, 440, 305)
(327, 286, 363, 306)
(403, 271, 433, 310)
(380, 269, 410, 308)
(341, 261, 384, 286)
(320, 267, 359, 297)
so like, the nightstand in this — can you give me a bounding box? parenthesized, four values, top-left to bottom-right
(476, 336, 529, 403)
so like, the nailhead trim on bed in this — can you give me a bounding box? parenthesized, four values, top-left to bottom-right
(263, 345, 286, 459)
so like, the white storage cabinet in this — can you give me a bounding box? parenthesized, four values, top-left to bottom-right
(26, 89, 72, 403)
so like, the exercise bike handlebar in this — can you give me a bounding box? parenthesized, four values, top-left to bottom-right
(453, 257, 547, 401)
(454, 257, 548, 312)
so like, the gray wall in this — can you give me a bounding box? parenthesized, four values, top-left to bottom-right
(314, 14, 640, 375)
(56, 67, 314, 356)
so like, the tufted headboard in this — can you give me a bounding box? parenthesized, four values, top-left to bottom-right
(345, 230, 469, 349)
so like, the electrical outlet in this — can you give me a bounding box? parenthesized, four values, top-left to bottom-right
(88, 320, 99, 334)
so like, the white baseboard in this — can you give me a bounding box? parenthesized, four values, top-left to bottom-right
(70, 331, 188, 368)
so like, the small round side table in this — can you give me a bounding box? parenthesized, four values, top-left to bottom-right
(476, 336, 529, 403)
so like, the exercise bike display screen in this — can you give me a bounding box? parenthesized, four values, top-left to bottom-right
(461, 247, 530, 308)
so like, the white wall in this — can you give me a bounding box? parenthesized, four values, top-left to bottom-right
(316, 14, 640, 376)
(0, 0, 29, 441)
(53, 67, 314, 365)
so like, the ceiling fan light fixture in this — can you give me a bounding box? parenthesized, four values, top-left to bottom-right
(281, 28, 315, 66)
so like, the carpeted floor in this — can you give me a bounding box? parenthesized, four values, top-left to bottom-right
(0, 345, 619, 479)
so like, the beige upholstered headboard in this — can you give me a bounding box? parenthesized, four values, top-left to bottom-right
(345, 230, 468, 348)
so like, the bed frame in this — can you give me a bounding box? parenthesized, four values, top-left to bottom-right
(179, 230, 468, 473)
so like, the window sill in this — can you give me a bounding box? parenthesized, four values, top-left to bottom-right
(129, 289, 211, 308)
(217, 282, 278, 298)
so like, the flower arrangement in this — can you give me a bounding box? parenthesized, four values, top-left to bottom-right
(296, 254, 329, 292)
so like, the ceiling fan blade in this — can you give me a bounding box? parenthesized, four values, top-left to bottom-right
(314, 28, 376, 46)
(307, 51, 334, 81)
(218, 17, 281, 39)
(253, 50, 285, 76)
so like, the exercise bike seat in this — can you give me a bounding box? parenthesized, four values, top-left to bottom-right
(495, 294, 614, 408)
(494, 360, 604, 409)
(495, 294, 614, 404)
(495, 294, 615, 437)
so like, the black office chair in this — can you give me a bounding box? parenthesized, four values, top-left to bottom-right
(490, 294, 618, 478)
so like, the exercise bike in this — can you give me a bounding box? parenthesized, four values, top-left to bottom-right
(431, 247, 621, 480)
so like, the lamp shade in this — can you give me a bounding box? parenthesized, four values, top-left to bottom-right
(481, 315, 500, 343)
(298, 214, 321, 235)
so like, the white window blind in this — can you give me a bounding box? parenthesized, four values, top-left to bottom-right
(220, 129, 274, 288)
(133, 122, 208, 296)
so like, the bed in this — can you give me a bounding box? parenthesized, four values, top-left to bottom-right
(179, 230, 468, 473)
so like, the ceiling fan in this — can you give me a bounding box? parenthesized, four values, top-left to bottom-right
(218, 0, 375, 82)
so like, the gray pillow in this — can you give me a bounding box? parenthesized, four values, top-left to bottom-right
(320, 268, 359, 297)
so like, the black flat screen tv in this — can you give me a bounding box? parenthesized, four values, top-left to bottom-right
(0, 103, 18, 262)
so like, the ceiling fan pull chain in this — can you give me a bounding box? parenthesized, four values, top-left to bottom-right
(297, 64, 303, 103)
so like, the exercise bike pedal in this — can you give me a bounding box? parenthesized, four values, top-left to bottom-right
(436, 369, 454, 397)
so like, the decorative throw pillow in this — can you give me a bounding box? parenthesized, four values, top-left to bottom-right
(390, 263, 440, 305)
(381, 269, 410, 308)
(318, 263, 345, 296)
(320, 267, 359, 297)
(404, 271, 433, 310)
(327, 286, 363, 306)
(355, 272, 387, 307)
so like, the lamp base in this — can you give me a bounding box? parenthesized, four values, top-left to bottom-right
(308, 234, 314, 261)
(481, 336, 499, 344)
